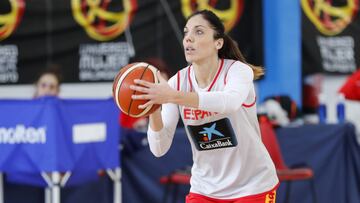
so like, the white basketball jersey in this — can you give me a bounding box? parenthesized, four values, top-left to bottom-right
(148, 59, 278, 199)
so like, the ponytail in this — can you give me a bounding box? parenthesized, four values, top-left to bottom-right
(186, 10, 264, 80)
(219, 35, 264, 80)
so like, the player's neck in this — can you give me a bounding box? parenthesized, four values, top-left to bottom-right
(193, 56, 220, 89)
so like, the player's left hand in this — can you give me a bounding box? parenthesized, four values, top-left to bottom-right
(130, 71, 175, 109)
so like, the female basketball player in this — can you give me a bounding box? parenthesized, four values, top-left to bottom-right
(131, 10, 279, 203)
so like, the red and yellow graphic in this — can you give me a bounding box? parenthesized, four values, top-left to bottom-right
(265, 190, 276, 203)
(302, 0, 359, 36)
(181, 0, 244, 32)
(72, 0, 137, 41)
(0, 0, 25, 41)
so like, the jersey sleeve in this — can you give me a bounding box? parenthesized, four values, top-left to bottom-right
(147, 74, 180, 157)
(198, 61, 254, 113)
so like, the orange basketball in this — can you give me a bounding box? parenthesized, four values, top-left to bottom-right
(112, 62, 160, 118)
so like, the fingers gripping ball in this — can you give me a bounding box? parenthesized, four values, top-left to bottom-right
(113, 62, 160, 118)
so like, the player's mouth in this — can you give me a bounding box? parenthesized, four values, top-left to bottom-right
(185, 46, 195, 54)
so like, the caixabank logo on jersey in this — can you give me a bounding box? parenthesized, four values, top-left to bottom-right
(187, 118, 237, 151)
(72, 0, 137, 41)
(301, 0, 359, 36)
(181, 0, 244, 32)
(0, 0, 25, 41)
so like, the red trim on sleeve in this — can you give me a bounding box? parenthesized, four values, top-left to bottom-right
(187, 65, 193, 92)
(224, 60, 237, 85)
(242, 96, 257, 108)
(176, 71, 180, 91)
(207, 58, 224, 91)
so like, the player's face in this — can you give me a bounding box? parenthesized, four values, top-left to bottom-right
(183, 15, 220, 63)
(35, 74, 59, 97)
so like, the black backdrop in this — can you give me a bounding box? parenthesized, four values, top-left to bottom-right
(302, 0, 360, 76)
(0, 0, 263, 84)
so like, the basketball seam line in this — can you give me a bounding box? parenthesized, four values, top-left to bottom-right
(127, 64, 150, 115)
(118, 70, 128, 114)
(115, 62, 149, 116)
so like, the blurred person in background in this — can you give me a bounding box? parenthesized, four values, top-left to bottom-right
(33, 66, 62, 98)
(131, 10, 279, 203)
(339, 68, 360, 143)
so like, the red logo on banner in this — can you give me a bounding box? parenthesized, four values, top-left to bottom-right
(72, 0, 137, 41)
(302, 0, 359, 35)
(0, 0, 25, 41)
(181, 0, 244, 32)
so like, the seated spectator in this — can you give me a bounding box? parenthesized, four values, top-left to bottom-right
(33, 67, 62, 98)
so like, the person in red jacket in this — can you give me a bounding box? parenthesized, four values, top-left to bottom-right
(339, 68, 360, 101)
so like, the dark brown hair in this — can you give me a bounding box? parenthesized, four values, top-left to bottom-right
(35, 64, 63, 85)
(187, 10, 264, 80)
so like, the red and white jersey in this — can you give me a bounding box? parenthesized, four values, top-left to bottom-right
(147, 59, 279, 199)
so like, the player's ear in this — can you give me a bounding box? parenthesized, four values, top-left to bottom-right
(215, 38, 224, 50)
